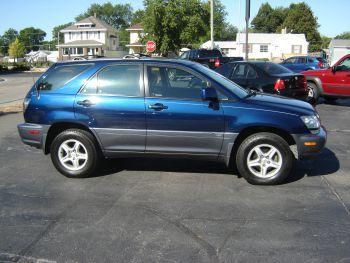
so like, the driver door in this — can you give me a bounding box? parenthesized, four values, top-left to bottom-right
(329, 57, 350, 95)
(144, 64, 225, 156)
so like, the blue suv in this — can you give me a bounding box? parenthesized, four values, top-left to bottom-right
(18, 59, 326, 185)
(280, 56, 328, 73)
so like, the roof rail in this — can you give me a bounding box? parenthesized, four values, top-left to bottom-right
(123, 54, 141, 59)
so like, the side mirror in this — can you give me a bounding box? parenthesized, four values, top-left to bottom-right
(201, 87, 218, 101)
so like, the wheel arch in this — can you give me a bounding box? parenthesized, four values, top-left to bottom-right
(306, 76, 324, 95)
(226, 126, 296, 167)
(44, 122, 101, 154)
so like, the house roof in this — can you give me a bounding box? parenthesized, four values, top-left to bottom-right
(126, 23, 143, 31)
(61, 16, 117, 32)
(329, 39, 350, 48)
(57, 40, 104, 47)
(236, 33, 308, 44)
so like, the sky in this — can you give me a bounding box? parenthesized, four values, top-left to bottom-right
(0, 0, 349, 40)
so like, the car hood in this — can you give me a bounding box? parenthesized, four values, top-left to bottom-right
(244, 93, 315, 116)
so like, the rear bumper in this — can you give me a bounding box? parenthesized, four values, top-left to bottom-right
(17, 123, 50, 150)
(278, 88, 308, 101)
(292, 126, 327, 158)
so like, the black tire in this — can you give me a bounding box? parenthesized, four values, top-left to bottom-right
(307, 82, 319, 104)
(236, 132, 294, 185)
(50, 129, 100, 178)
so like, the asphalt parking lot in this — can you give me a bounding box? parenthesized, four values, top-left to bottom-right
(1, 73, 350, 263)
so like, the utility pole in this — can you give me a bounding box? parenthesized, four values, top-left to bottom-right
(245, 0, 250, 61)
(210, 0, 214, 49)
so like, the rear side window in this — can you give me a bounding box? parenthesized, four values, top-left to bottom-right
(215, 63, 235, 77)
(40, 64, 91, 91)
(82, 65, 141, 96)
(255, 62, 292, 75)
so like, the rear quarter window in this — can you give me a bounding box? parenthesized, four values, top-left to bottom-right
(39, 64, 91, 91)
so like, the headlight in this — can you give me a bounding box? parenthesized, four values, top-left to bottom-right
(23, 97, 31, 112)
(301, 115, 320, 130)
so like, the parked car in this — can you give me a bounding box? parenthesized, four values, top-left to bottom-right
(179, 48, 243, 69)
(18, 59, 326, 185)
(302, 54, 350, 102)
(280, 56, 328, 73)
(215, 61, 308, 101)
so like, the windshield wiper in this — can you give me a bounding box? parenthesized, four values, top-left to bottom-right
(244, 89, 257, 99)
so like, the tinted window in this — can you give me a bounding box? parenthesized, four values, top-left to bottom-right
(246, 65, 258, 79)
(82, 65, 141, 96)
(40, 64, 91, 91)
(232, 64, 247, 78)
(147, 66, 206, 100)
(193, 63, 248, 99)
(283, 57, 297, 64)
(338, 58, 350, 71)
(215, 63, 235, 77)
(255, 62, 292, 75)
(296, 57, 306, 63)
(198, 49, 221, 57)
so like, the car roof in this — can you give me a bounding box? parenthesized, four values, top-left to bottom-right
(54, 58, 198, 67)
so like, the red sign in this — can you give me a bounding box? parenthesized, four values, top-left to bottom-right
(146, 41, 156, 53)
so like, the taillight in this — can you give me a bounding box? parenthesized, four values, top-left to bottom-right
(214, 58, 220, 68)
(274, 79, 285, 91)
(317, 61, 324, 68)
(300, 75, 307, 90)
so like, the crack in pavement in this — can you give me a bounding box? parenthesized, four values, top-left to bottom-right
(321, 175, 350, 218)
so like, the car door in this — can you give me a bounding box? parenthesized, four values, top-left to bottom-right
(328, 57, 350, 95)
(74, 63, 146, 153)
(144, 63, 225, 156)
(281, 57, 296, 71)
(294, 57, 307, 72)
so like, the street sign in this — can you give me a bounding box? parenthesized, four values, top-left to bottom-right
(146, 41, 156, 53)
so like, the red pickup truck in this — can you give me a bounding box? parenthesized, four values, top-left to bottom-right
(302, 54, 350, 102)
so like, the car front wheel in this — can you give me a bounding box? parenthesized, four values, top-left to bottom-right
(50, 129, 100, 178)
(236, 132, 294, 185)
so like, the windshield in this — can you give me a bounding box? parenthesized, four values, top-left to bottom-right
(193, 63, 248, 99)
(255, 62, 292, 75)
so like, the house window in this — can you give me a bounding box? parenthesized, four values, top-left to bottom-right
(260, 45, 268, 52)
(292, 45, 302, 54)
(86, 32, 88, 39)
(77, 48, 83, 55)
(98, 31, 100, 39)
(80, 32, 83, 40)
(242, 44, 252, 53)
(69, 32, 71, 40)
(63, 48, 70, 55)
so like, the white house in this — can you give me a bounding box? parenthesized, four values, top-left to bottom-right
(329, 39, 350, 66)
(201, 31, 309, 61)
(57, 15, 119, 60)
(126, 23, 145, 54)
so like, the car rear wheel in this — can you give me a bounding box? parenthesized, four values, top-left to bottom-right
(50, 129, 100, 178)
(307, 82, 319, 103)
(236, 132, 294, 185)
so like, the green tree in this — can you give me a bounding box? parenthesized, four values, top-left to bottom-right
(0, 28, 18, 55)
(143, 0, 207, 55)
(8, 38, 26, 61)
(282, 2, 321, 51)
(52, 22, 73, 45)
(321, 36, 332, 49)
(132, 9, 145, 25)
(251, 3, 288, 33)
(335, 32, 350, 39)
(19, 27, 46, 52)
(76, 2, 133, 29)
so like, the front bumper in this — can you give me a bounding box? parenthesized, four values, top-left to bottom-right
(17, 123, 50, 150)
(292, 126, 327, 158)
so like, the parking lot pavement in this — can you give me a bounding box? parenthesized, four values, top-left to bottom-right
(0, 99, 350, 263)
(0, 73, 41, 104)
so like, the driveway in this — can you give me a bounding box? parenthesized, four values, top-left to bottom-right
(0, 96, 350, 261)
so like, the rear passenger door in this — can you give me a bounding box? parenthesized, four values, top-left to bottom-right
(74, 63, 146, 153)
(230, 63, 248, 87)
(144, 64, 225, 156)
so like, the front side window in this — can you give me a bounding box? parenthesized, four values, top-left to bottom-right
(39, 64, 91, 91)
(82, 65, 141, 96)
(147, 66, 206, 100)
(338, 58, 350, 71)
(232, 64, 247, 78)
(246, 65, 258, 79)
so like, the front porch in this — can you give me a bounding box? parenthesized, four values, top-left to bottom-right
(57, 40, 104, 60)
